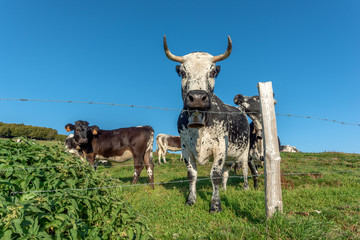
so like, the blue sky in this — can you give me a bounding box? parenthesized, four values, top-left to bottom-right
(0, 0, 359, 153)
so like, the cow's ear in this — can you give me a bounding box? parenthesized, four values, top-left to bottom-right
(176, 65, 181, 75)
(210, 66, 221, 78)
(215, 66, 221, 76)
(89, 125, 99, 135)
(65, 124, 75, 132)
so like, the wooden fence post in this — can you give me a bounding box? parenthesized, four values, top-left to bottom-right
(257, 81, 283, 218)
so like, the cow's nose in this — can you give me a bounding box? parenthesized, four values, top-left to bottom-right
(78, 139, 88, 144)
(185, 90, 210, 109)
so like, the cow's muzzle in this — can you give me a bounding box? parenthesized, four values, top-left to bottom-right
(184, 90, 210, 110)
(78, 138, 88, 144)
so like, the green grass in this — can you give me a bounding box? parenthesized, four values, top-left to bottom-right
(99, 152, 360, 239)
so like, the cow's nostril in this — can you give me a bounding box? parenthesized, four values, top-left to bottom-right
(189, 95, 194, 102)
(202, 96, 207, 102)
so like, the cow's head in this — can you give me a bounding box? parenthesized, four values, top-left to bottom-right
(65, 121, 99, 145)
(233, 94, 261, 113)
(164, 35, 232, 111)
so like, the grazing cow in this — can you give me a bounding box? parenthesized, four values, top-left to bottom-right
(234, 94, 279, 169)
(280, 145, 300, 153)
(156, 134, 182, 165)
(234, 94, 264, 169)
(164, 35, 258, 213)
(65, 121, 155, 188)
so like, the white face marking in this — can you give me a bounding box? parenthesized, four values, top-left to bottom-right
(180, 53, 216, 100)
(66, 134, 74, 139)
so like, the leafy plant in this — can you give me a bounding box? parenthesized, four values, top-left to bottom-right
(0, 138, 152, 239)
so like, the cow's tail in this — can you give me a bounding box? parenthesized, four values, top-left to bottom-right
(146, 128, 155, 164)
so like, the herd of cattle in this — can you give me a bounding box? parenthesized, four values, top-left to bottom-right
(63, 36, 298, 212)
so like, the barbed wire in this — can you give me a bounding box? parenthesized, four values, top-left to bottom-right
(276, 113, 360, 126)
(8, 169, 360, 195)
(1, 97, 359, 126)
(1, 155, 359, 172)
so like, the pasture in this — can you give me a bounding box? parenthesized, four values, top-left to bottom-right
(1, 138, 359, 239)
(100, 151, 360, 239)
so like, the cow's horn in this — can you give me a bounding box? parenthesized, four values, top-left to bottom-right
(163, 35, 183, 63)
(213, 36, 232, 62)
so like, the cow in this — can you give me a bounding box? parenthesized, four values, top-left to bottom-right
(156, 134, 182, 165)
(64, 134, 84, 160)
(234, 94, 264, 168)
(163, 35, 258, 213)
(65, 121, 155, 188)
(280, 145, 300, 153)
(233, 94, 279, 169)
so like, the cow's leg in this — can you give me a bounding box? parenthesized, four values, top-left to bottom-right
(162, 148, 167, 164)
(85, 153, 97, 170)
(210, 142, 227, 213)
(239, 152, 250, 190)
(185, 153, 197, 206)
(222, 162, 232, 190)
(248, 157, 259, 189)
(132, 155, 144, 184)
(158, 148, 162, 165)
(144, 150, 154, 189)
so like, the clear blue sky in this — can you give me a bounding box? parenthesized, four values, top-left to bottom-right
(1, 0, 359, 153)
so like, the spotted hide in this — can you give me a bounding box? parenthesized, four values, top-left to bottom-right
(233, 94, 279, 171)
(164, 36, 258, 213)
(156, 134, 182, 165)
(65, 121, 155, 188)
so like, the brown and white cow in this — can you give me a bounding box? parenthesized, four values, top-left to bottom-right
(156, 134, 182, 164)
(65, 121, 155, 188)
(164, 36, 258, 213)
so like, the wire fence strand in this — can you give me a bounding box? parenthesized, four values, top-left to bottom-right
(8, 169, 360, 195)
(1, 97, 359, 126)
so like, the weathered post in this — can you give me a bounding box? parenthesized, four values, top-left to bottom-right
(257, 81, 283, 218)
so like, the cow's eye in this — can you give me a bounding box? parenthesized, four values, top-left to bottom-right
(178, 70, 186, 78)
(209, 70, 217, 78)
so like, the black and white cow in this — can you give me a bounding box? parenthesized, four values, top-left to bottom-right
(156, 134, 182, 164)
(234, 94, 279, 169)
(65, 134, 133, 165)
(164, 35, 258, 213)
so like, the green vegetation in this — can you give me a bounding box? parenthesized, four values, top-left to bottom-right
(1, 138, 359, 239)
(0, 138, 152, 239)
(0, 122, 67, 141)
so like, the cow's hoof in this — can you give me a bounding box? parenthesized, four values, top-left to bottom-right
(209, 204, 222, 213)
(210, 199, 222, 213)
(186, 198, 196, 206)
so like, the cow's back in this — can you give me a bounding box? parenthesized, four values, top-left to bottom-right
(92, 126, 153, 158)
